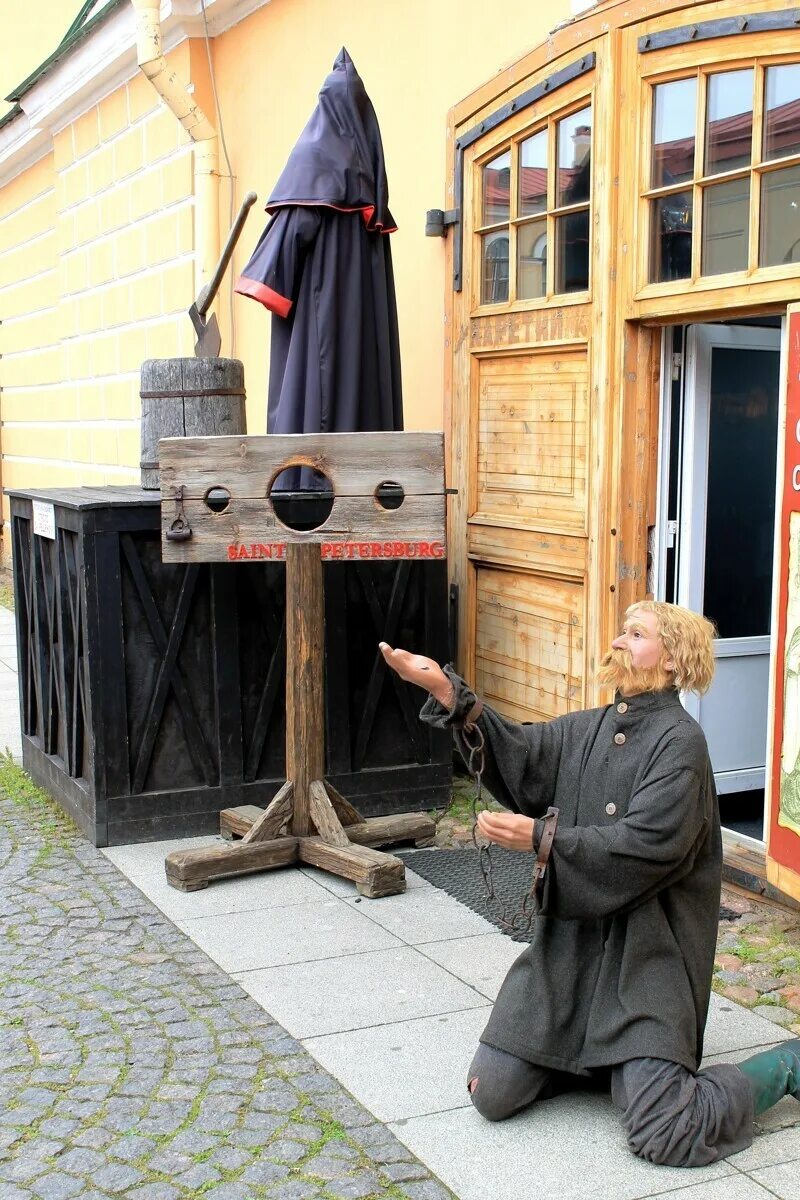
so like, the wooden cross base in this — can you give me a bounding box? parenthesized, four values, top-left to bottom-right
(164, 779, 435, 895)
(163, 541, 437, 898)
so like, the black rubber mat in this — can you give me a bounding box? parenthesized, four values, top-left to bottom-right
(398, 847, 741, 940)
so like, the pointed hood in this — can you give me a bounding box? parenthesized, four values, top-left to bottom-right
(267, 48, 396, 233)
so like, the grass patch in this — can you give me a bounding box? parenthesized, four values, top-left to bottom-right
(0, 583, 14, 612)
(0, 752, 76, 846)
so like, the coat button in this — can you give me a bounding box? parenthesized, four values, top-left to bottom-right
(617, 702, 628, 714)
(605, 802, 617, 815)
(614, 733, 626, 745)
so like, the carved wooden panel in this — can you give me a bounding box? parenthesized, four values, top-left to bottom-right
(474, 348, 589, 533)
(474, 566, 584, 722)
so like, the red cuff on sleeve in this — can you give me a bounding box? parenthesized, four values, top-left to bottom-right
(234, 275, 293, 318)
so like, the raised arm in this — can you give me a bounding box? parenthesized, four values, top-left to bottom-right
(379, 644, 564, 820)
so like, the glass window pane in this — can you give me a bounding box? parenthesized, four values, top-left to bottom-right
(556, 107, 591, 206)
(652, 78, 697, 187)
(701, 177, 750, 275)
(705, 69, 753, 175)
(703, 347, 779, 638)
(480, 230, 510, 304)
(555, 210, 589, 292)
(519, 131, 547, 217)
(764, 65, 800, 161)
(650, 193, 693, 282)
(759, 164, 800, 267)
(482, 151, 511, 225)
(517, 218, 547, 299)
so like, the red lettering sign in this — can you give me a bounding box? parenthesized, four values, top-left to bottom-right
(225, 540, 446, 561)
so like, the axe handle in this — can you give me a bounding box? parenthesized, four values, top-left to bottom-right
(196, 190, 258, 316)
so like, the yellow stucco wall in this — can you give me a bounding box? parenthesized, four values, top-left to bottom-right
(0, 1, 569, 564)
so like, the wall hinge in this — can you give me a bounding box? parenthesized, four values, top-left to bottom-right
(425, 208, 460, 237)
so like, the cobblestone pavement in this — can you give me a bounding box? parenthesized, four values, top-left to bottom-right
(0, 761, 454, 1200)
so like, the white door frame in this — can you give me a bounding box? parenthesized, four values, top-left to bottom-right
(655, 323, 782, 830)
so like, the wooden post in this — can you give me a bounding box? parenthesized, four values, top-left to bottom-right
(160, 433, 443, 895)
(286, 543, 325, 836)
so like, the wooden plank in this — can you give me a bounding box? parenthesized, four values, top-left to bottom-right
(241, 780, 293, 843)
(309, 780, 350, 847)
(220, 804, 263, 839)
(286, 544, 325, 837)
(159, 431, 445, 498)
(164, 837, 299, 891)
(298, 838, 406, 897)
(161, 494, 446, 562)
(322, 780, 363, 826)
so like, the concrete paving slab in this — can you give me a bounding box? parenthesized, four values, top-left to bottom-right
(233, 944, 490, 1038)
(103, 853, 332, 921)
(299, 862, 433, 896)
(641, 1176, 773, 1199)
(303, 1005, 491, 1121)
(345, 886, 497, 945)
(703, 991, 795, 1056)
(729, 1125, 800, 1171)
(418, 932, 526, 1000)
(749, 1161, 800, 1199)
(172, 896, 404, 972)
(387, 1095, 734, 1200)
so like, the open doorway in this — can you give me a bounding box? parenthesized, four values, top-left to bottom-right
(654, 319, 782, 842)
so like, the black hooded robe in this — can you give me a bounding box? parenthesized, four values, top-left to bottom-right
(235, 49, 403, 450)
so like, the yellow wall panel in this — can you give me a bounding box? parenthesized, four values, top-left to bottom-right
(161, 155, 193, 207)
(88, 240, 114, 289)
(53, 130, 74, 174)
(161, 259, 194, 314)
(99, 86, 129, 143)
(145, 210, 179, 265)
(88, 146, 114, 194)
(76, 385, 105, 422)
(145, 318, 182, 361)
(113, 127, 145, 184)
(0, 155, 54, 220)
(118, 327, 148, 373)
(0, 190, 57, 254)
(127, 72, 161, 124)
(1, 346, 62, 389)
(73, 109, 100, 160)
(130, 171, 163, 222)
(90, 427, 119, 465)
(144, 108, 180, 162)
(114, 224, 145, 279)
(62, 162, 88, 208)
(1, 270, 58, 319)
(0, 310, 57, 356)
(117, 424, 140, 467)
(104, 379, 139, 421)
(68, 427, 92, 461)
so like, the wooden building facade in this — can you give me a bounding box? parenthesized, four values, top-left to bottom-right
(443, 0, 800, 899)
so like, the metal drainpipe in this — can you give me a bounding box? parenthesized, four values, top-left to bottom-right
(130, 0, 219, 297)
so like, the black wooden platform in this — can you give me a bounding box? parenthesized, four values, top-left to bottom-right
(8, 488, 451, 846)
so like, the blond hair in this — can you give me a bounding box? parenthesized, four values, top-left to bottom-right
(626, 601, 716, 695)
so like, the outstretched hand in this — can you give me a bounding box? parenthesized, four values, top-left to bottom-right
(379, 643, 455, 709)
(477, 810, 536, 852)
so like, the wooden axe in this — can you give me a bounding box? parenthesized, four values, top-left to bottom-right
(189, 190, 258, 358)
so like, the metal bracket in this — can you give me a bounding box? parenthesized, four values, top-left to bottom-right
(425, 208, 460, 237)
(639, 8, 800, 51)
(449, 53, 596, 290)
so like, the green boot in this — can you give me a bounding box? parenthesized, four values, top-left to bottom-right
(737, 1038, 800, 1116)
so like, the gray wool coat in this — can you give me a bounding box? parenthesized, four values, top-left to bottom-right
(420, 671, 722, 1076)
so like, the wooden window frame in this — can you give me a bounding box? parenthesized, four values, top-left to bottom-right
(472, 94, 594, 314)
(638, 50, 800, 300)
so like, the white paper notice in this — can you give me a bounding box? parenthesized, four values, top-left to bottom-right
(32, 501, 56, 540)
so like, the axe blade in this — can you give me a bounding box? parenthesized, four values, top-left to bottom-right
(192, 310, 222, 358)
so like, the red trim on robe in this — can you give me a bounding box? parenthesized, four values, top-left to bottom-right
(234, 275, 293, 317)
(266, 200, 398, 234)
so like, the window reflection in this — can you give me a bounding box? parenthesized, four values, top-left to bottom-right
(556, 210, 590, 292)
(482, 150, 511, 225)
(651, 194, 693, 281)
(705, 70, 753, 175)
(760, 164, 800, 266)
(519, 130, 547, 217)
(517, 219, 547, 299)
(652, 78, 697, 187)
(764, 65, 800, 161)
(702, 177, 750, 275)
(481, 231, 510, 304)
(557, 107, 592, 205)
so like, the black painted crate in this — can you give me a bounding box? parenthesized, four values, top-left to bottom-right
(8, 488, 451, 845)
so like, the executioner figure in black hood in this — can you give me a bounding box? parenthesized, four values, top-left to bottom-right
(235, 48, 403, 472)
(380, 603, 800, 1168)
